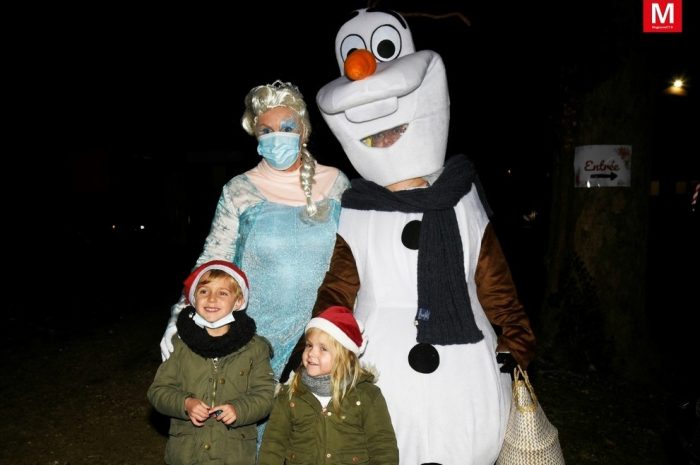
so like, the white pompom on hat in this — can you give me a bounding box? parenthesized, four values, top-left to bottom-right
(305, 306, 366, 355)
(183, 260, 249, 310)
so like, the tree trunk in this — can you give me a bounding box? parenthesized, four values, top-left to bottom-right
(540, 53, 655, 383)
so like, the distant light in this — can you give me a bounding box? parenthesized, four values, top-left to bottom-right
(522, 210, 538, 222)
(650, 180, 660, 196)
(112, 224, 117, 230)
(664, 75, 688, 96)
(506, 169, 512, 175)
(140, 225, 145, 230)
(675, 181, 687, 195)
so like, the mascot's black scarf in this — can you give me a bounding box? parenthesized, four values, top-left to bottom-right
(342, 155, 490, 345)
(177, 307, 257, 359)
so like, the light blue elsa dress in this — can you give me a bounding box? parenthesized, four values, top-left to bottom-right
(189, 161, 349, 381)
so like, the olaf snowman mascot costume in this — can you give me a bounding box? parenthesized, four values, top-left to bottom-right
(309, 8, 537, 465)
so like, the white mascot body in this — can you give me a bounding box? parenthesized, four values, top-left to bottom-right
(314, 8, 536, 465)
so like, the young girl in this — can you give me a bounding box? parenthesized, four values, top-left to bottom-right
(148, 260, 274, 465)
(258, 306, 398, 465)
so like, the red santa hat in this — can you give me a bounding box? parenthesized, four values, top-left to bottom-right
(183, 260, 249, 309)
(305, 306, 366, 355)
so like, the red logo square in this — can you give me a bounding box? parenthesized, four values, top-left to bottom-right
(644, 0, 683, 33)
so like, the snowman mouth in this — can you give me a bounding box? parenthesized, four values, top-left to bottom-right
(360, 124, 408, 148)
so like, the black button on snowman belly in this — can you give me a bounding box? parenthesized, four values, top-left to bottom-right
(408, 343, 440, 373)
(401, 220, 441, 374)
(401, 219, 421, 250)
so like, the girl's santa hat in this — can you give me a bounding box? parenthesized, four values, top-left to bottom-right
(183, 260, 249, 309)
(306, 306, 366, 355)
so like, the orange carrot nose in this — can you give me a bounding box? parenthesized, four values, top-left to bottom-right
(344, 49, 377, 81)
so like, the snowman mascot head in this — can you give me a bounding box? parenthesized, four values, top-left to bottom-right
(316, 8, 450, 187)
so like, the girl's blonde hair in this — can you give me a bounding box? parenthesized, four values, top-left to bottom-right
(241, 80, 329, 221)
(290, 327, 364, 413)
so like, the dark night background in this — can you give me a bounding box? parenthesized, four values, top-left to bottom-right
(28, 1, 695, 329)
(4, 0, 699, 463)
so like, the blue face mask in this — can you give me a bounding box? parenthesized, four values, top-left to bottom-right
(257, 132, 301, 170)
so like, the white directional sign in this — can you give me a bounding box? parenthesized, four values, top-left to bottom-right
(574, 145, 632, 188)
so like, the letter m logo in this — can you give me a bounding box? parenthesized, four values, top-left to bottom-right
(644, 0, 683, 33)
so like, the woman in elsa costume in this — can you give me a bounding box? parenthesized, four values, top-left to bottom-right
(160, 80, 350, 390)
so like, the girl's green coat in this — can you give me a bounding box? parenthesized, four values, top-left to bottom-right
(258, 372, 398, 465)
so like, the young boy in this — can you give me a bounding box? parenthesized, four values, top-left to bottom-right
(148, 260, 274, 465)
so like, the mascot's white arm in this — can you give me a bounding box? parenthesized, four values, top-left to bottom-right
(160, 181, 242, 360)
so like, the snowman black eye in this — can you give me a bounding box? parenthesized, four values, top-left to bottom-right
(371, 24, 401, 62)
(340, 34, 367, 61)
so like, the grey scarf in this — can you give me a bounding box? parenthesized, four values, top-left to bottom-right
(300, 369, 332, 397)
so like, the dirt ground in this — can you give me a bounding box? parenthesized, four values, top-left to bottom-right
(0, 304, 694, 465)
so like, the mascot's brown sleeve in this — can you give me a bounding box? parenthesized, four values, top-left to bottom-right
(311, 234, 360, 315)
(280, 234, 360, 381)
(476, 223, 536, 368)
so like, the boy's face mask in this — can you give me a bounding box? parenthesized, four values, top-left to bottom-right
(257, 132, 301, 170)
(191, 311, 235, 329)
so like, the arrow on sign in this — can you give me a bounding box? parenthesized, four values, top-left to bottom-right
(591, 172, 618, 180)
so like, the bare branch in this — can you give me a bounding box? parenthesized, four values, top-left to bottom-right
(399, 11, 471, 27)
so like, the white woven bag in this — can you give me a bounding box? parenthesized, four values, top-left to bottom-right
(496, 366, 565, 465)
